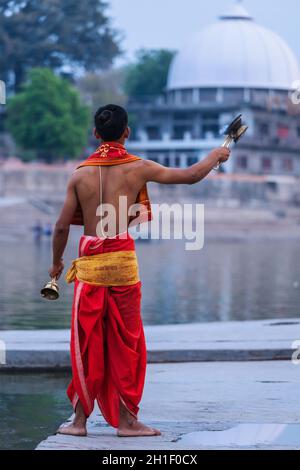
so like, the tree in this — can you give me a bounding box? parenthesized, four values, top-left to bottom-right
(77, 68, 127, 112)
(7, 68, 90, 162)
(124, 49, 175, 99)
(0, 0, 121, 91)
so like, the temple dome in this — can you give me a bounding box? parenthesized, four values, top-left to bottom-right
(167, 3, 300, 91)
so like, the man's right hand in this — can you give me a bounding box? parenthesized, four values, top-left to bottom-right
(48, 259, 64, 280)
(211, 147, 231, 163)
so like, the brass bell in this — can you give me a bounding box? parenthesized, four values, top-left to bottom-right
(41, 278, 60, 300)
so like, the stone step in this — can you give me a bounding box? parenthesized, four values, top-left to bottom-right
(1, 318, 299, 370)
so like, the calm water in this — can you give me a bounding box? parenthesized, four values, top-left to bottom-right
(1, 234, 300, 449)
(0, 373, 70, 450)
(0, 233, 300, 329)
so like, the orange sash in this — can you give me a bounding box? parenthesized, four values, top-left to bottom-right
(65, 250, 140, 286)
(71, 142, 152, 226)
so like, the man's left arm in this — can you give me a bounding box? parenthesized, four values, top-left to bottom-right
(49, 174, 78, 279)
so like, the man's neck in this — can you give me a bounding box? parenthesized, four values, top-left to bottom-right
(101, 139, 126, 146)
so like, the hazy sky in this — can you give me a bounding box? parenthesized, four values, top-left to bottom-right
(109, 0, 300, 65)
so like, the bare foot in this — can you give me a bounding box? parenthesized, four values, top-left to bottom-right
(56, 423, 87, 437)
(117, 419, 161, 437)
(56, 400, 87, 437)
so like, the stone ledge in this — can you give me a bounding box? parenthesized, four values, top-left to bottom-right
(1, 318, 298, 370)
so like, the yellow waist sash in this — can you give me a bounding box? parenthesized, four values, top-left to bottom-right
(65, 250, 140, 287)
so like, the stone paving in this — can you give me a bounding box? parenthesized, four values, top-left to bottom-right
(36, 360, 300, 450)
(1, 318, 299, 369)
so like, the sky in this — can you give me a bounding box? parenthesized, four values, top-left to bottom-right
(108, 0, 300, 65)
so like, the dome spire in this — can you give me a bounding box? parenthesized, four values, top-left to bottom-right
(220, 1, 253, 21)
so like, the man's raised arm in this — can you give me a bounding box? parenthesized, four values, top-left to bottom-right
(142, 147, 231, 185)
(48, 174, 78, 280)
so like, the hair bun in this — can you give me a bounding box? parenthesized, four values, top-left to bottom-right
(99, 109, 113, 127)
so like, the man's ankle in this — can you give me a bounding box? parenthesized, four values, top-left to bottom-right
(73, 416, 87, 427)
(119, 414, 135, 426)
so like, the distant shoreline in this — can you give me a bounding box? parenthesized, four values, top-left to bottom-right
(0, 196, 299, 242)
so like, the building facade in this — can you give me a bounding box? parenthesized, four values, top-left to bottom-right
(127, 3, 300, 176)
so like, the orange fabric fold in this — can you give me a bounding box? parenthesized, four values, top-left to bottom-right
(71, 142, 152, 227)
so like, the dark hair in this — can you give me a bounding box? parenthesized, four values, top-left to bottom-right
(94, 104, 128, 141)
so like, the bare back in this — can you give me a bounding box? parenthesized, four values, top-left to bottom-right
(51, 145, 229, 276)
(74, 160, 146, 236)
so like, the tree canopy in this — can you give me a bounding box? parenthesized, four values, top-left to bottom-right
(77, 68, 127, 112)
(7, 68, 90, 162)
(0, 0, 121, 91)
(124, 49, 175, 99)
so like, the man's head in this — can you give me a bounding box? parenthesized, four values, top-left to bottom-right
(94, 104, 130, 143)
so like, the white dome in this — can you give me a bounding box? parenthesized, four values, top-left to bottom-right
(167, 3, 300, 91)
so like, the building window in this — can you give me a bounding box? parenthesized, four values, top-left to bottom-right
(187, 157, 198, 166)
(251, 89, 269, 106)
(223, 88, 244, 103)
(174, 112, 188, 121)
(147, 152, 160, 163)
(199, 88, 217, 103)
(202, 124, 219, 137)
(277, 126, 289, 139)
(257, 122, 269, 136)
(175, 156, 181, 167)
(146, 126, 161, 140)
(201, 113, 220, 138)
(181, 89, 193, 104)
(167, 91, 175, 105)
(282, 158, 293, 172)
(173, 125, 190, 140)
(237, 155, 248, 170)
(262, 157, 272, 172)
(164, 157, 170, 167)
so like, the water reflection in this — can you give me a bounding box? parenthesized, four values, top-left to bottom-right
(179, 423, 300, 448)
(0, 233, 299, 329)
(0, 373, 70, 450)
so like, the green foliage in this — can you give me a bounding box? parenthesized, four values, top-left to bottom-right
(124, 49, 175, 99)
(0, 0, 121, 91)
(7, 68, 90, 162)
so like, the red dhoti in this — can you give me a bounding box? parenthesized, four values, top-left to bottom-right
(66, 233, 147, 428)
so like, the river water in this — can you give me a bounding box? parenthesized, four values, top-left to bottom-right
(0, 373, 70, 450)
(0, 233, 299, 329)
(0, 234, 300, 449)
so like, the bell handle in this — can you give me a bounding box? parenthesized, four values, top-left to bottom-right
(222, 135, 233, 149)
(213, 136, 233, 171)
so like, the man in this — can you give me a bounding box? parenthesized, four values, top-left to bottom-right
(49, 104, 230, 438)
